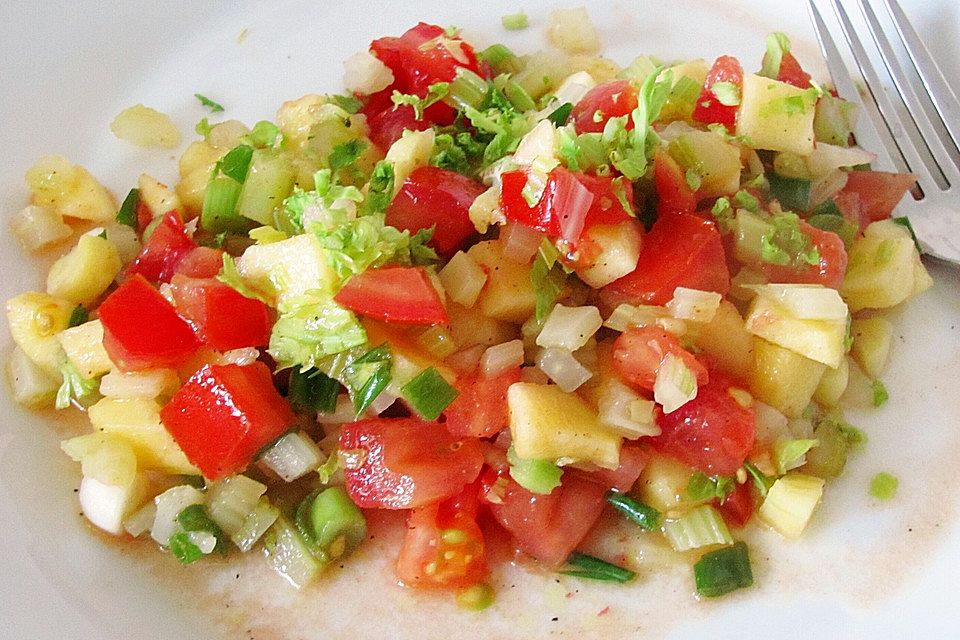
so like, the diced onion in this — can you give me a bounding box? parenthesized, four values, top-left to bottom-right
(653, 353, 698, 414)
(553, 172, 595, 244)
(536, 347, 592, 392)
(315, 395, 357, 424)
(99, 368, 179, 399)
(809, 169, 848, 208)
(368, 390, 398, 416)
(79, 474, 147, 536)
(6, 345, 59, 408)
(439, 251, 487, 308)
(596, 378, 660, 438)
(536, 304, 602, 351)
(500, 224, 544, 264)
(259, 432, 325, 482)
(343, 50, 395, 94)
(217, 347, 261, 366)
(206, 475, 267, 537)
(11, 205, 72, 252)
(468, 186, 504, 234)
(513, 119, 557, 166)
(805, 143, 876, 177)
(445, 344, 486, 375)
(752, 400, 790, 445)
(746, 284, 848, 321)
(604, 303, 669, 332)
(481, 340, 525, 377)
(110, 104, 181, 149)
(549, 71, 596, 109)
(654, 316, 688, 337)
(123, 500, 157, 538)
(666, 288, 722, 323)
(151, 485, 204, 546)
(187, 531, 219, 555)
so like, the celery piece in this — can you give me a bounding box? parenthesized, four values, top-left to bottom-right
(606, 492, 661, 531)
(804, 418, 851, 479)
(232, 499, 280, 552)
(561, 552, 636, 583)
(662, 505, 733, 552)
(264, 515, 325, 588)
(773, 438, 819, 475)
(244, 120, 280, 148)
(869, 472, 898, 501)
(201, 176, 244, 232)
(401, 367, 459, 420)
(503, 81, 536, 112)
(530, 239, 568, 322)
(813, 94, 857, 147)
(766, 173, 811, 212)
(507, 446, 563, 495)
(447, 68, 490, 111)
(686, 472, 735, 502)
(694, 541, 753, 598)
(478, 44, 523, 75)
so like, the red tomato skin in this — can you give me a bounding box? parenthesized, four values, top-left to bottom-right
(339, 417, 484, 509)
(396, 488, 488, 589)
(650, 377, 756, 477)
(587, 445, 649, 493)
(370, 23, 481, 93)
(601, 212, 730, 307)
(758, 222, 848, 290)
(334, 266, 448, 325)
(135, 199, 154, 233)
(480, 468, 608, 567)
(612, 325, 709, 392)
(776, 52, 812, 89)
(840, 171, 917, 222)
(125, 211, 197, 283)
(574, 173, 635, 227)
(365, 104, 434, 152)
(160, 362, 295, 480)
(385, 166, 486, 256)
(98, 275, 201, 372)
(443, 367, 522, 438)
(654, 150, 698, 216)
(170, 275, 272, 351)
(499, 167, 595, 244)
(175, 247, 225, 279)
(692, 56, 744, 130)
(571, 80, 639, 134)
(718, 481, 757, 528)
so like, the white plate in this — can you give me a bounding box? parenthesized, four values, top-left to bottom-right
(1, 1, 958, 638)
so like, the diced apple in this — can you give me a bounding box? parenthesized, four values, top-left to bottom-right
(575, 221, 642, 288)
(6, 291, 73, 379)
(467, 240, 537, 322)
(46, 234, 122, 306)
(745, 293, 847, 368)
(237, 233, 337, 306)
(56, 319, 114, 379)
(737, 74, 816, 156)
(749, 337, 826, 418)
(850, 316, 893, 378)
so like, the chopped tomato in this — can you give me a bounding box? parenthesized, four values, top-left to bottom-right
(98, 274, 201, 371)
(135, 199, 154, 233)
(840, 171, 917, 222)
(385, 166, 486, 256)
(653, 150, 698, 216)
(334, 266, 448, 324)
(364, 103, 433, 152)
(587, 444, 649, 493)
(776, 52, 812, 89)
(339, 417, 484, 509)
(396, 486, 488, 588)
(601, 212, 730, 306)
(834, 190, 868, 234)
(499, 166, 595, 244)
(612, 325, 709, 392)
(479, 467, 608, 567)
(650, 375, 756, 476)
(717, 481, 757, 528)
(571, 80, 639, 134)
(160, 362, 295, 480)
(170, 275, 272, 351)
(692, 56, 743, 130)
(442, 366, 521, 438)
(125, 210, 197, 283)
(175, 247, 225, 279)
(757, 221, 848, 289)
(574, 173, 635, 227)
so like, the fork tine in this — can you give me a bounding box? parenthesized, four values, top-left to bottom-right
(881, 0, 960, 155)
(826, 0, 937, 188)
(806, 0, 904, 173)
(857, 0, 959, 185)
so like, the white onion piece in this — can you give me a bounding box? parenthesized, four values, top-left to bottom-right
(513, 119, 557, 166)
(666, 288, 722, 323)
(604, 303, 669, 332)
(481, 340, 525, 377)
(500, 224, 544, 264)
(753, 401, 790, 445)
(80, 474, 147, 536)
(536, 348, 592, 392)
(596, 378, 660, 438)
(653, 353, 698, 414)
(554, 173, 594, 244)
(99, 368, 179, 399)
(809, 169, 849, 208)
(151, 485, 204, 546)
(805, 143, 876, 177)
(187, 531, 219, 555)
(206, 475, 268, 536)
(217, 347, 261, 366)
(368, 390, 398, 416)
(123, 500, 157, 538)
(343, 50, 395, 95)
(259, 432, 325, 482)
(537, 304, 602, 351)
(445, 344, 486, 375)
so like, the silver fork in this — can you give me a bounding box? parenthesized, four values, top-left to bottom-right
(808, 0, 960, 264)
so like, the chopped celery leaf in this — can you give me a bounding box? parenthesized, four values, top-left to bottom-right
(219, 144, 254, 183)
(694, 541, 753, 597)
(345, 344, 392, 415)
(869, 472, 898, 501)
(711, 81, 741, 106)
(743, 461, 772, 498)
(507, 446, 562, 495)
(391, 82, 450, 120)
(328, 139, 366, 177)
(243, 120, 280, 148)
(194, 93, 225, 113)
(760, 32, 792, 79)
(269, 293, 367, 371)
(871, 379, 889, 407)
(774, 438, 819, 475)
(195, 117, 214, 138)
(331, 93, 362, 114)
(115, 188, 140, 228)
(530, 240, 568, 322)
(401, 367, 459, 420)
(733, 189, 760, 213)
(711, 196, 735, 233)
(68, 305, 89, 328)
(217, 254, 271, 304)
(365, 160, 396, 214)
(55, 361, 99, 410)
(761, 212, 820, 267)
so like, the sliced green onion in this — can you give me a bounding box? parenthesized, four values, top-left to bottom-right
(299, 486, 367, 560)
(743, 461, 772, 498)
(344, 343, 392, 415)
(767, 172, 812, 212)
(893, 216, 922, 252)
(545, 102, 573, 127)
(168, 531, 204, 564)
(606, 492, 661, 531)
(401, 367, 459, 420)
(177, 504, 228, 555)
(662, 504, 733, 552)
(115, 187, 140, 228)
(561, 552, 636, 583)
(288, 367, 340, 413)
(478, 43, 522, 75)
(869, 471, 898, 501)
(694, 541, 753, 598)
(501, 11, 529, 30)
(507, 446, 562, 495)
(68, 305, 89, 328)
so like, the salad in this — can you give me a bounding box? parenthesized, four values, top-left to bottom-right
(4, 7, 932, 609)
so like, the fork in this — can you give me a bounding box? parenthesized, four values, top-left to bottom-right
(807, 0, 960, 264)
